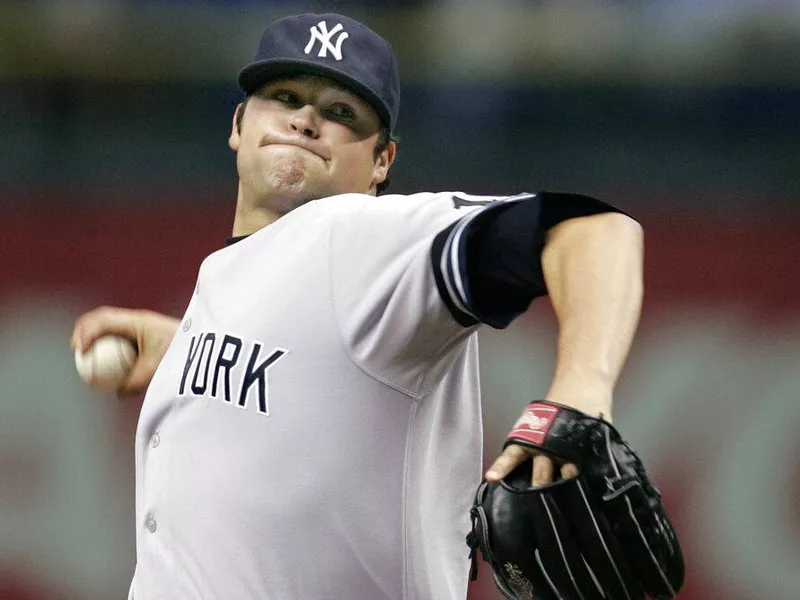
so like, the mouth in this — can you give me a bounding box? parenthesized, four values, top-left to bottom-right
(260, 139, 329, 161)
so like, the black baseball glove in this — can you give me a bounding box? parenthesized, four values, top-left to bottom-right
(467, 400, 684, 600)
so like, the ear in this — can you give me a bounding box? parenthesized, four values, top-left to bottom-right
(229, 103, 244, 151)
(371, 140, 397, 188)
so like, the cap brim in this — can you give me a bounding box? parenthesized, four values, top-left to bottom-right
(238, 59, 392, 131)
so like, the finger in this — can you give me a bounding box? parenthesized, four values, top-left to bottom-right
(115, 354, 152, 397)
(70, 318, 93, 351)
(532, 454, 555, 488)
(116, 389, 146, 403)
(485, 444, 531, 482)
(560, 462, 579, 480)
(73, 307, 138, 353)
(71, 323, 90, 352)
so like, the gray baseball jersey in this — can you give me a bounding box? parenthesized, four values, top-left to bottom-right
(129, 191, 533, 600)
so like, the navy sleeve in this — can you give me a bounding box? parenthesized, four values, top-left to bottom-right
(431, 192, 630, 329)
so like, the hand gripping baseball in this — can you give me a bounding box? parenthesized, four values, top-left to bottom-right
(467, 400, 684, 600)
(71, 306, 180, 396)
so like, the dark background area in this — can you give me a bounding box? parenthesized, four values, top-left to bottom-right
(1, 1, 798, 599)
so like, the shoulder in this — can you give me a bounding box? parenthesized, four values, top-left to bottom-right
(310, 191, 519, 262)
(288, 192, 546, 246)
(311, 190, 523, 222)
(311, 191, 454, 215)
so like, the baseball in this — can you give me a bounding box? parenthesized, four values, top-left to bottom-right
(74, 334, 137, 392)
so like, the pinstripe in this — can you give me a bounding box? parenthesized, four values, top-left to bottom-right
(438, 193, 536, 321)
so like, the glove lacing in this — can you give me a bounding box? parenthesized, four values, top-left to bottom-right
(466, 507, 480, 581)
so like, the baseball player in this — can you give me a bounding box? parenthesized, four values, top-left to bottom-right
(71, 13, 646, 600)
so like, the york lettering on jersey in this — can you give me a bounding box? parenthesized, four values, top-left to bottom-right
(178, 331, 286, 416)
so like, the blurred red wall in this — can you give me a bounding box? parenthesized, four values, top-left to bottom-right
(1, 198, 798, 600)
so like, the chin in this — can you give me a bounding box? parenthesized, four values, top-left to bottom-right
(243, 157, 339, 214)
(261, 176, 329, 215)
(276, 192, 318, 215)
(270, 154, 312, 186)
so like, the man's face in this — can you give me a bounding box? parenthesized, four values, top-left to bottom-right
(229, 75, 394, 214)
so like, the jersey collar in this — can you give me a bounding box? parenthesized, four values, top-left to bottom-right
(224, 235, 249, 247)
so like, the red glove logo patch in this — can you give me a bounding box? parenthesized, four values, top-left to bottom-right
(507, 403, 559, 446)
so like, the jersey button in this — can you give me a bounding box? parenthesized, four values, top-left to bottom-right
(149, 432, 161, 448)
(145, 516, 157, 533)
(182, 318, 192, 332)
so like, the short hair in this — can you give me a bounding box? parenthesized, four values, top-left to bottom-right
(235, 95, 397, 195)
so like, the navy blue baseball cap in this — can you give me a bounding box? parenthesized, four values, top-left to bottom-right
(238, 13, 400, 132)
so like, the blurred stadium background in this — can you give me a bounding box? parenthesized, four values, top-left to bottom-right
(1, 0, 798, 599)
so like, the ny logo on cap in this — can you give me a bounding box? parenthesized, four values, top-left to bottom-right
(304, 21, 349, 61)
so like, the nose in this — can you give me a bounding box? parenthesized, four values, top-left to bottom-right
(288, 105, 319, 139)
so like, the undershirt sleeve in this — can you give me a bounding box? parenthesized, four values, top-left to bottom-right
(431, 192, 632, 329)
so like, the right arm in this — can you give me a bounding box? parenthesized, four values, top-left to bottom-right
(70, 306, 179, 396)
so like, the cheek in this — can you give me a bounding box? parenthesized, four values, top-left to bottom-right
(236, 138, 260, 174)
(241, 122, 265, 149)
(333, 144, 377, 183)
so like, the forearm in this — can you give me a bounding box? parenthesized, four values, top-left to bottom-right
(541, 212, 644, 420)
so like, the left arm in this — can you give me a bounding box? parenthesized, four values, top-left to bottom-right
(485, 211, 644, 485)
(540, 211, 644, 419)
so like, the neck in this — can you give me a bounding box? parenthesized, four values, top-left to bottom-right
(231, 204, 282, 237)
(230, 182, 379, 236)
(231, 184, 283, 236)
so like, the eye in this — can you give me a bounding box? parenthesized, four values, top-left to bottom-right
(272, 90, 302, 107)
(327, 103, 356, 122)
